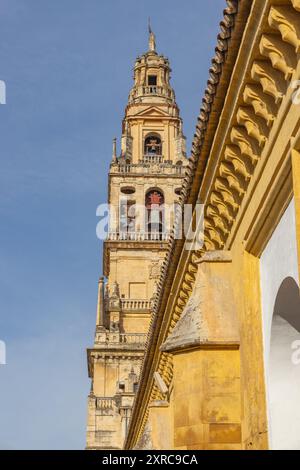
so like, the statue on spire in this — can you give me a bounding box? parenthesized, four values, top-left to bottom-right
(148, 17, 156, 52)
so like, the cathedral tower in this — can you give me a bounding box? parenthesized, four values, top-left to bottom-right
(86, 29, 188, 450)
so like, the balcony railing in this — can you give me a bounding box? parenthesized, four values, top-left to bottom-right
(94, 331, 147, 348)
(96, 397, 114, 410)
(143, 85, 163, 95)
(129, 85, 175, 102)
(119, 333, 147, 344)
(107, 231, 170, 242)
(120, 299, 152, 310)
(110, 161, 185, 175)
(143, 154, 163, 164)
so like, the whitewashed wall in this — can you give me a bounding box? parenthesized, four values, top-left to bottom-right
(260, 198, 300, 449)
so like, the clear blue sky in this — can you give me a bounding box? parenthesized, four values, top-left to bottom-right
(0, 0, 226, 449)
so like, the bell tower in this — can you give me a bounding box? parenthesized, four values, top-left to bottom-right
(86, 28, 188, 450)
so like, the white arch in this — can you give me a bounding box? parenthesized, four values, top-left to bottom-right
(269, 278, 300, 450)
(260, 198, 300, 449)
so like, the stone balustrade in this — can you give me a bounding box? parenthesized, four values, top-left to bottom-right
(110, 161, 184, 175)
(119, 333, 147, 344)
(120, 299, 152, 310)
(143, 154, 163, 164)
(96, 397, 114, 410)
(94, 331, 147, 348)
(129, 85, 175, 102)
(107, 231, 170, 242)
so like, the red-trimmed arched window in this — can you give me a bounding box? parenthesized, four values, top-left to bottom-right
(145, 190, 164, 239)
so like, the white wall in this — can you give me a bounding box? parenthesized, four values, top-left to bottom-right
(260, 198, 300, 449)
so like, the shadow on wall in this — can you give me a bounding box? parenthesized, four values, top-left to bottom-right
(273, 277, 300, 332)
(269, 276, 300, 450)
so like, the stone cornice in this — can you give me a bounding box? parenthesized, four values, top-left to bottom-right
(87, 348, 144, 378)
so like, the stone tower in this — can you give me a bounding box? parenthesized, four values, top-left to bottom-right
(86, 28, 188, 450)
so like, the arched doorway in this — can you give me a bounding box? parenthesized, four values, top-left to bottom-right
(269, 277, 300, 449)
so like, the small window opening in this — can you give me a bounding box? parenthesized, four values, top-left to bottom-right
(148, 75, 157, 86)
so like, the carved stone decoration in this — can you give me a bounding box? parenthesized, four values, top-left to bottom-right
(268, 6, 300, 52)
(236, 107, 268, 147)
(109, 281, 121, 310)
(205, 221, 225, 248)
(224, 145, 252, 180)
(111, 281, 120, 298)
(215, 178, 239, 211)
(206, 205, 230, 235)
(251, 61, 286, 103)
(210, 192, 234, 224)
(243, 84, 277, 124)
(259, 34, 296, 79)
(291, 0, 300, 13)
(219, 161, 246, 196)
(230, 127, 260, 163)
(204, 237, 217, 251)
(149, 260, 162, 280)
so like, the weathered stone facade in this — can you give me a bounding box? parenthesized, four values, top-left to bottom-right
(86, 30, 188, 450)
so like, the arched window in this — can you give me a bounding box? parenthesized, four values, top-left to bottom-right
(175, 160, 183, 174)
(120, 199, 136, 236)
(145, 189, 164, 240)
(144, 134, 162, 157)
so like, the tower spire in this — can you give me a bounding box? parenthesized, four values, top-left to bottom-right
(148, 17, 156, 52)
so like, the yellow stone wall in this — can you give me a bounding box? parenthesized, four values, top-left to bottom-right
(230, 249, 269, 449)
(173, 349, 241, 450)
(108, 249, 167, 306)
(127, 116, 180, 164)
(93, 358, 142, 397)
(148, 400, 174, 450)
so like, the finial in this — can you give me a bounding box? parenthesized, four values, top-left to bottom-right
(112, 137, 117, 162)
(148, 17, 156, 52)
(96, 276, 105, 327)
